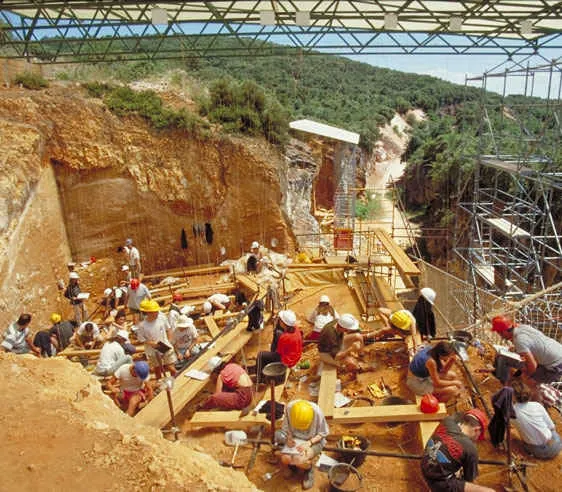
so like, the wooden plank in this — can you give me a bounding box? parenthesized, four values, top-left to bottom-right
(236, 274, 259, 294)
(373, 228, 420, 277)
(349, 277, 368, 315)
(143, 265, 230, 281)
(151, 282, 236, 303)
(372, 276, 404, 312)
(317, 365, 338, 418)
(204, 316, 220, 337)
(60, 346, 145, 357)
(186, 411, 270, 429)
(135, 316, 252, 428)
(332, 403, 446, 424)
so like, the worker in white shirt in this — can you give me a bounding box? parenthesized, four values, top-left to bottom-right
(94, 330, 134, 376)
(124, 238, 142, 278)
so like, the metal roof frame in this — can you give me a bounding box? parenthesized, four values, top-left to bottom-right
(1, 1, 561, 63)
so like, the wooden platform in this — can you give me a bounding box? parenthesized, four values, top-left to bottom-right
(332, 403, 446, 424)
(135, 316, 253, 428)
(371, 276, 404, 312)
(151, 282, 236, 303)
(143, 265, 230, 282)
(317, 365, 338, 418)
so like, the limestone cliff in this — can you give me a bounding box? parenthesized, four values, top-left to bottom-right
(0, 85, 295, 322)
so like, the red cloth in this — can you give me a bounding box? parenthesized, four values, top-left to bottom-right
(305, 330, 320, 341)
(202, 386, 253, 410)
(277, 328, 303, 368)
(220, 363, 245, 388)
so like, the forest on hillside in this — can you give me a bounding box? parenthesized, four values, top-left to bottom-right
(11, 36, 560, 256)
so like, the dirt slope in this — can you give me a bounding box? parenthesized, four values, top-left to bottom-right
(0, 353, 258, 492)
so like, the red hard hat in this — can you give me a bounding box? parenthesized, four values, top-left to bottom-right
(90, 256, 97, 263)
(172, 292, 183, 302)
(420, 394, 440, 414)
(465, 408, 488, 441)
(130, 278, 140, 290)
(491, 315, 514, 333)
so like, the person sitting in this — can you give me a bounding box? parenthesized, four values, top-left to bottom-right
(305, 295, 339, 341)
(136, 300, 177, 379)
(94, 330, 134, 377)
(407, 341, 463, 403)
(256, 309, 303, 383)
(511, 380, 561, 459)
(275, 399, 329, 490)
(201, 362, 253, 411)
(372, 308, 415, 341)
(108, 361, 153, 416)
(412, 287, 437, 341)
(318, 314, 364, 372)
(491, 315, 562, 384)
(72, 321, 103, 349)
(2, 314, 36, 355)
(422, 409, 493, 492)
(271, 310, 297, 352)
(172, 315, 198, 368)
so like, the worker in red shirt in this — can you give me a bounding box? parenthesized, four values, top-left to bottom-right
(256, 309, 303, 383)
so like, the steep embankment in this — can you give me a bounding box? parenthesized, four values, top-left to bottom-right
(0, 353, 258, 491)
(0, 85, 295, 323)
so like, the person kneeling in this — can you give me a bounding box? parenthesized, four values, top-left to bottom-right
(275, 400, 329, 490)
(202, 363, 253, 411)
(108, 361, 153, 416)
(318, 314, 364, 372)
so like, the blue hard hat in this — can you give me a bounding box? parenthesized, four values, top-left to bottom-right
(134, 361, 149, 380)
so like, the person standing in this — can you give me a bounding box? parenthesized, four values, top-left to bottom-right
(124, 238, 142, 278)
(64, 272, 87, 323)
(491, 315, 562, 384)
(136, 300, 177, 379)
(422, 409, 493, 492)
(412, 287, 437, 341)
(2, 314, 37, 355)
(124, 278, 151, 324)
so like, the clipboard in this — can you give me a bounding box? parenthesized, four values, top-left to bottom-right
(155, 341, 172, 354)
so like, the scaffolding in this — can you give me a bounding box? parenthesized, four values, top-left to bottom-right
(454, 58, 562, 328)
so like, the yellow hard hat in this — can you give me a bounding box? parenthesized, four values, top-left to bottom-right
(389, 310, 412, 332)
(290, 400, 314, 431)
(50, 313, 62, 324)
(140, 299, 160, 313)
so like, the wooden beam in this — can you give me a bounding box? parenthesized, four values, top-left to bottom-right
(332, 403, 446, 424)
(143, 265, 230, 281)
(59, 346, 145, 357)
(317, 365, 338, 418)
(135, 315, 252, 428)
(372, 276, 404, 312)
(236, 274, 259, 295)
(204, 316, 220, 337)
(349, 277, 368, 316)
(373, 228, 420, 277)
(151, 282, 236, 303)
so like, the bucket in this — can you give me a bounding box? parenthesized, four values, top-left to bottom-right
(336, 436, 370, 467)
(262, 362, 287, 385)
(328, 463, 362, 492)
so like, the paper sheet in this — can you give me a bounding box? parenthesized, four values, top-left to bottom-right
(185, 369, 210, 381)
(76, 292, 90, 300)
(281, 438, 307, 455)
(334, 392, 352, 408)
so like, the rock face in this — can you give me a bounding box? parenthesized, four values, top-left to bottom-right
(0, 353, 259, 491)
(0, 86, 295, 320)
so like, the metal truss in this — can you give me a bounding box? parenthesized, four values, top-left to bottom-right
(454, 59, 562, 323)
(0, 1, 561, 63)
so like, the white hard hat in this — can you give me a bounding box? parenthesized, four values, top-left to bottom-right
(104, 288, 112, 296)
(278, 310, 297, 327)
(121, 265, 129, 271)
(338, 313, 360, 331)
(180, 305, 195, 315)
(176, 315, 195, 329)
(420, 287, 436, 305)
(203, 301, 213, 314)
(125, 238, 133, 246)
(116, 329, 130, 342)
(69, 272, 80, 279)
(251, 241, 259, 249)
(319, 295, 331, 304)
